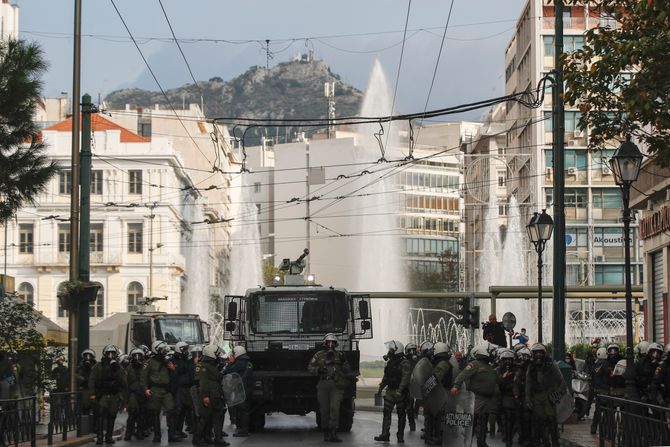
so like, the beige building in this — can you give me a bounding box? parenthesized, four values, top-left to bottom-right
(0, 0, 18, 40)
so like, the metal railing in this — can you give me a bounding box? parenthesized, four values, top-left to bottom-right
(47, 391, 81, 445)
(0, 396, 37, 447)
(596, 395, 670, 447)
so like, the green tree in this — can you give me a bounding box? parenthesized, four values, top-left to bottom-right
(407, 250, 459, 292)
(263, 258, 281, 286)
(0, 39, 58, 219)
(563, 0, 670, 166)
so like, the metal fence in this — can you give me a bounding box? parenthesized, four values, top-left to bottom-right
(47, 391, 81, 445)
(596, 395, 670, 447)
(0, 396, 37, 447)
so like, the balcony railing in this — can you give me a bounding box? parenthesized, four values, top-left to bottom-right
(0, 396, 37, 447)
(596, 395, 670, 447)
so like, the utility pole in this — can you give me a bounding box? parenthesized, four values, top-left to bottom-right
(77, 94, 93, 360)
(305, 142, 310, 273)
(147, 202, 158, 296)
(68, 0, 82, 393)
(552, 0, 567, 360)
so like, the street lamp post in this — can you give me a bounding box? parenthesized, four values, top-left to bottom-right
(527, 209, 554, 343)
(609, 136, 643, 400)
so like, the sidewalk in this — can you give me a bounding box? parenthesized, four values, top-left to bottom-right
(32, 413, 126, 447)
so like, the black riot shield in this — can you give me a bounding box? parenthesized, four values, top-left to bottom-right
(442, 385, 475, 447)
(409, 357, 449, 414)
(222, 372, 246, 407)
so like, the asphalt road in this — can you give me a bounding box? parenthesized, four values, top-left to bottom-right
(99, 411, 507, 447)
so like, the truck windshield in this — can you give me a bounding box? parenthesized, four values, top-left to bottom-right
(250, 291, 347, 334)
(155, 318, 203, 344)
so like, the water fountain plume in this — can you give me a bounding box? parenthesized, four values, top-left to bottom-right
(181, 198, 212, 317)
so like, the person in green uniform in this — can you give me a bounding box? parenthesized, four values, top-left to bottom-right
(513, 346, 531, 446)
(90, 345, 127, 445)
(308, 333, 352, 443)
(193, 344, 229, 447)
(141, 340, 178, 443)
(124, 348, 146, 441)
(374, 340, 412, 443)
(417, 340, 434, 442)
(496, 349, 517, 447)
(450, 343, 499, 447)
(403, 343, 418, 432)
(427, 342, 453, 446)
(223, 346, 253, 437)
(525, 343, 562, 447)
(77, 349, 97, 427)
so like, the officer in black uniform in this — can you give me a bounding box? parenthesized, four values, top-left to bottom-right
(375, 340, 411, 443)
(635, 342, 663, 402)
(223, 346, 253, 437)
(496, 349, 517, 447)
(403, 343, 418, 433)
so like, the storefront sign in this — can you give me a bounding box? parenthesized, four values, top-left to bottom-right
(640, 204, 670, 240)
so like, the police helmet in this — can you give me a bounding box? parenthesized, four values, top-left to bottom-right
(385, 340, 404, 355)
(419, 341, 434, 356)
(139, 345, 150, 355)
(323, 333, 338, 348)
(513, 343, 526, 353)
(648, 342, 663, 360)
(202, 344, 219, 359)
(175, 341, 189, 354)
(232, 346, 247, 357)
(635, 341, 649, 356)
(81, 349, 96, 361)
(612, 359, 627, 377)
(433, 342, 450, 356)
(516, 347, 531, 361)
(119, 354, 129, 365)
(472, 344, 493, 361)
(499, 349, 515, 360)
(404, 342, 418, 356)
(151, 340, 168, 356)
(596, 347, 607, 360)
(530, 343, 546, 354)
(190, 345, 203, 355)
(102, 344, 119, 358)
(607, 343, 620, 357)
(130, 348, 144, 361)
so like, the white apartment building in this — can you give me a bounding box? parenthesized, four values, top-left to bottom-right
(502, 1, 642, 333)
(246, 124, 469, 292)
(0, 0, 18, 40)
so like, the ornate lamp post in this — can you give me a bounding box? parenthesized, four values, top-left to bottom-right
(609, 136, 643, 399)
(527, 209, 554, 343)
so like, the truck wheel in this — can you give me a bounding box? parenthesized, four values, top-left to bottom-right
(249, 411, 265, 432)
(338, 399, 354, 432)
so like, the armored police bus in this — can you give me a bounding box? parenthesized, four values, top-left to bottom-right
(222, 249, 373, 432)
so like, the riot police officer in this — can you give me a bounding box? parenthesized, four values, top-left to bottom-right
(194, 344, 228, 447)
(635, 342, 663, 401)
(417, 340, 434, 441)
(125, 348, 146, 441)
(52, 355, 69, 392)
(173, 342, 193, 439)
(650, 344, 670, 405)
(90, 345, 127, 445)
(450, 343, 499, 447)
(589, 346, 608, 435)
(77, 349, 97, 421)
(223, 346, 253, 437)
(496, 349, 517, 447)
(141, 340, 179, 443)
(525, 343, 562, 446)
(308, 333, 352, 443)
(513, 347, 531, 446)
(427, 342, 453, 446)
(375, 340, 411, 443)
(403, 343, 418, 432)
(605, 344, 624, 397)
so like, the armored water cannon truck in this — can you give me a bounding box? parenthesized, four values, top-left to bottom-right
(90, 296, 210, 356)
(223, 249, 373, 432)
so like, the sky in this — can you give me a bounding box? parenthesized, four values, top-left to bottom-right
(20, 0, 527, 121)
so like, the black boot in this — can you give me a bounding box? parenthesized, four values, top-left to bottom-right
(105, 417, 116, 444)
(96, 416, 104, 445)
(323, 430, 331, 442)
(153, 414, 162, 443)
(396, 433, 404, 443)
(124, 413, 134, 441)
(329, 429, 342, 443)
(374, 433, 390, 442)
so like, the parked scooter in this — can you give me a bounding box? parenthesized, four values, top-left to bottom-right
(572, 370, 590, 420)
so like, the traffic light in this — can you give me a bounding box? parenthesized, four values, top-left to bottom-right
(456, 296, 471, 328)
(470, 305, 480, 328)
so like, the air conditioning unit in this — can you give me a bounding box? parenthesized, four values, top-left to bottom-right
(567, 167, 577, 175)
(574, 129, 584, 138)
(568, 140, 577, 147)
(594, 256, 605, 263)
(546, 167, 553, 180)
(602, 166, 612, 175)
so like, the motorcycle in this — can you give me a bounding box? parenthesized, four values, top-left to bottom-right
(572, 370, 590, 420)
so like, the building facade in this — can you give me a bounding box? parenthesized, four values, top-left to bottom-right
(0, 0, 18, 40)
(501, 1, 643, 339)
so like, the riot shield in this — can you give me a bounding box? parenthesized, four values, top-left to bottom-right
(550, 385, 574, 423)
(442, 385, 475, 447)
(221, 372, 246, 407)
(410, 357, 433, 400)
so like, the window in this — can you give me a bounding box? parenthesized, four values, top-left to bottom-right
(566, 227, 588, 248)
(498, 175, 505, 187)
(565, 150, 587, 169)
(58, 224, 70, 253)
(19, 224, 34, 254)
(89, 282, 104, 318)
(254, 182, 261, 193)
(128, 223, 143, 253)
(127, 282, 143, 312)
(18, 282, 34, 306)
(59, 170, 72, 195)
(595, 265, 625, 285)
(591, 149, 616, 169)
(592, 189, 623, 209)
(91, 170, 103, 195)
(90, 224, 103, 252)
(57, 281, 68, 317)
(129, 170, 142, 195)
(546, 188, 587, 208)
